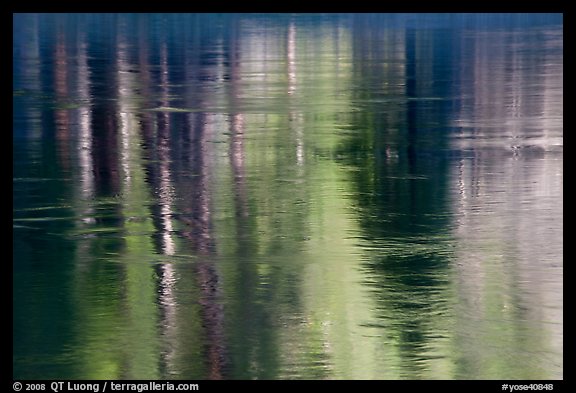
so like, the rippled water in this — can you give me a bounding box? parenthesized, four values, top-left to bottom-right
(13, 13, 562, 380)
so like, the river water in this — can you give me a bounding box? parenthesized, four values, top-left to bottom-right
(13, 13, 562, 380)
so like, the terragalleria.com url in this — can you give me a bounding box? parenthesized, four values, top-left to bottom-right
(109, 382, 198, 392)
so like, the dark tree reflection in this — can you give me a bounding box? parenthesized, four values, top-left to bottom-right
(343, 15, 456, 377)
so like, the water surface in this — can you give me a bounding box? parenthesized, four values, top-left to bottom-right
(13, 13, 563, 380)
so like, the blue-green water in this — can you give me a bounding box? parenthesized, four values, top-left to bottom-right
(13, 13, 563, 380)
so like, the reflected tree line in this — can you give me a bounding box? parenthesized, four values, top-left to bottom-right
(13, 13, 562, 379)
(14, 13, 325, 379)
